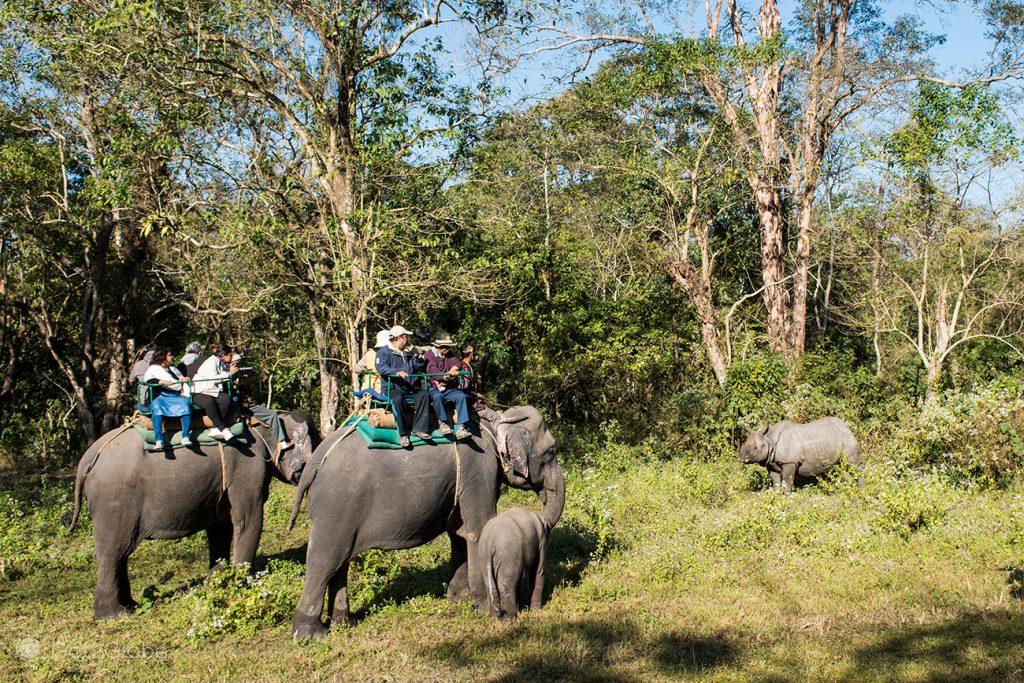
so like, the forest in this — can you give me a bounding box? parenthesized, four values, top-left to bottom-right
(3, 0, 1024, 680)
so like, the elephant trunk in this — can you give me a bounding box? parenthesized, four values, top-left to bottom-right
(540, 462, 565, 529)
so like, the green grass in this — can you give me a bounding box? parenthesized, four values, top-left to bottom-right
(2, 447, 1024, 681)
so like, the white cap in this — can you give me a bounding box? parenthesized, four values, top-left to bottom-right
(388, 325, 412, 339)
(374, 330, 390, 348)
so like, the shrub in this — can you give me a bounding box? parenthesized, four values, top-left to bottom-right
(874, 473, 955, 538)
(173, 560, 304, 640)
(885, 376, 1024, 486)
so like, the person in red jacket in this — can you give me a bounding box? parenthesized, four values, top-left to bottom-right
(424, 333, 470, 440)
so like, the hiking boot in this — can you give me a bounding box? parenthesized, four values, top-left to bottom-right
(181, 437, 193, 447)
(154, 440, 164, 450)
(438, 423, 454, 437)
(399, 435, 411, 448)
(412, 431, 431, 441)
(454, 425, 470, 440)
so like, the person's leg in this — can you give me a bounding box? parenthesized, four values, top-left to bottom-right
(390, 389, 410, 436)
(368, 388, 388, 402)
(152, 411, 164, 445)
(447, 389, 470, 426)
(180, 412, 192, 443)
(411, 388, 431, 434)
(430, 389, 450, 424)
(194, 394, 226, 430)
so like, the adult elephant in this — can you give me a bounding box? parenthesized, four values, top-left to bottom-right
(67, 411, 319, 620)
(288, 406, 565, 639)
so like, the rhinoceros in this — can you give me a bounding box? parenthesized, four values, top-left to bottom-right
(738, 417, 861, 492)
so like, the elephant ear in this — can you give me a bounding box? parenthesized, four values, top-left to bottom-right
(495, 408, 537, 480)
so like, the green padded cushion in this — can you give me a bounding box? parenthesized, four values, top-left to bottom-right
(133, 420, 247, 451)
(344, 416, 456, 449)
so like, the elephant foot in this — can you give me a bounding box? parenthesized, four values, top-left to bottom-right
(292, 616, 329, 641)
(329, 612, 353, 628)
(94, 602, 133, 621)
(446, 583, 470, 603)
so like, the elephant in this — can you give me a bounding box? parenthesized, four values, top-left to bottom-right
(479, 506, 551, 620)
(739, 416, 861, 492)
(66, 411, 319, 620)
(287, 405, 565, 640)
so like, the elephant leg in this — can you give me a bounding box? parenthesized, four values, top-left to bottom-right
(327, 561, 352, 626)
(528, 545, 546, 611)
(116, 555, 135, 610)
(446, 530, 470, 602)
(292, 527, 348, 640)
(206, 520, 233, 570)
(92, 516, 139, 620)
(781, 463, 797, 493)
(230, 496, 264, 566)
(498, 569, 518, 620)
(95, 540, 138, 619)
(769, 469, 782, 488)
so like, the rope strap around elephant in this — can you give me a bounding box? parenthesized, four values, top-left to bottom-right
(446, 440, 462, 527)
(82, 419, 137, 477)
(249, 423, 282, 468)
(218, 441, 228, 492)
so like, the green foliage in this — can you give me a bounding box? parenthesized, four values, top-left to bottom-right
(886, 376, 1024, 486)
(874, 472, 955, 538)
(0, 480, 81, 578)
(722, 353, 788, 430)
(172, 560, 304, 641)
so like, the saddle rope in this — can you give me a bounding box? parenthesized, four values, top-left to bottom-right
(217, 441, 229, 492)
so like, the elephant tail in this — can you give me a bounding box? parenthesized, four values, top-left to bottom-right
(485, 552, 499, 615)
(67, 463, 86, 531)
(65, 423, 133, 531)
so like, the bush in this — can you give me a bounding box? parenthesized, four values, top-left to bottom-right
(874, 472, 955, 538)
(885, 375, 1024, 486)
(172, 560, 304, 640)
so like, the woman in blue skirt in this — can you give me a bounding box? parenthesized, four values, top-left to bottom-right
(143, 346, 193, 449)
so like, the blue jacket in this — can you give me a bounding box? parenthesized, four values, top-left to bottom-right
(375, 345, 425, 392)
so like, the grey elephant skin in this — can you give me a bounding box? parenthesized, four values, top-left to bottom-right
(67, 412, 318, 620)
(479, 507, 551, 619)
(739, 417, 861, 492)
(288, 405, 565, 640)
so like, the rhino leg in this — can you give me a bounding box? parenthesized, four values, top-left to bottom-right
(768, 469, 782, 489)
(780, 463, 797, 493)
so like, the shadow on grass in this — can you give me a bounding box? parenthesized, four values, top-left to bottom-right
(425, 614, 740, 680)
(851, 609, 1024, 682)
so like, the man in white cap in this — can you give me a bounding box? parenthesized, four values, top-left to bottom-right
(375, 325, 431, 447)
(352, 330, 390, 403)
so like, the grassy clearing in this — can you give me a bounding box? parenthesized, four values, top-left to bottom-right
(2, 446, 1024, 681)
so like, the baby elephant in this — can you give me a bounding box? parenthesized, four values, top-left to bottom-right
(739, 417, 861, 492)
(478, 507, 550, 619)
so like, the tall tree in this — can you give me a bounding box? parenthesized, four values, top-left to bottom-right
(527, 0, 1024, 354)
(161, 0, 505, 432)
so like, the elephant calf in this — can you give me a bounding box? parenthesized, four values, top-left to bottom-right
(478, 507, 550, 619)
(739, 417, 861, 493)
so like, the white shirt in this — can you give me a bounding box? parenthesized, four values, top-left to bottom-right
(143, 364, 187, 396)
(192, 355, 232, 397)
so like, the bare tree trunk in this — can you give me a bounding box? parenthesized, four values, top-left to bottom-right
(753, 181, 791, 352)
(789, 187, 815, 351)
(310, 304, 341, 434)
(668, 261, 729, 385)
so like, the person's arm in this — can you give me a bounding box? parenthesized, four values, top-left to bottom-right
(375, 347, 398, 379)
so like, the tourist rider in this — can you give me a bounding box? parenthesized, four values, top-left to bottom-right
(179, 341, 203, 375)
(375, 325, 431, 448)
(191, 344, 239, 441)
(424, 333, 471, 440)
(353, 329, 390, 403)
(143, 346, 193, 449)
(459, 343, 500, 422)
